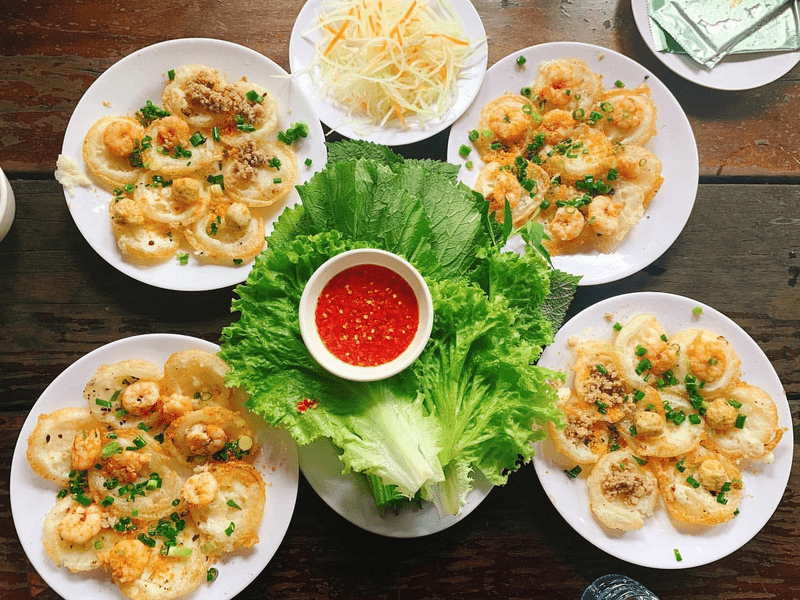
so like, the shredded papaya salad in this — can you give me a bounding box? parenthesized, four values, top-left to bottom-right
(306, 0, 481, 129)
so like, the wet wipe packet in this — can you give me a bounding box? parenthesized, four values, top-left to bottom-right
(649, 0, 800, 68)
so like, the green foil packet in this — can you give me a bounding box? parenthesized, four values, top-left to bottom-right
(650, 0, 800, 68)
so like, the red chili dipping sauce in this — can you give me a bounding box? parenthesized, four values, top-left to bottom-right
(314, 263, 420, 367)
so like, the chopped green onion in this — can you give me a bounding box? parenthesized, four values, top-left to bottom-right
(693, 306, 703, 316)
(459, 144, 471, 157)
(167, 546, 194, 558)
(468, 129, 479, 141)
(516, 55, 527, 66)
(686, 476, 700, 489)
(226, 499, 242, 510)
(674, 548, 683, 562)
(211, 126, 221, 142)
(735, 414, 747, 429)
(614, 79, 625, 88)
(189, 132, 206, 147)
(101, 441, 121, 459)
(304, 157, 313, 167)
(207, 568, 219, 582)
(564, 465, 582, 478)
(277, 122, 309, 144)
(245, 89, 264, 104)
(225, 522, 236, 537)
(167, 69, 175, 81)
(595, 364, 608, 375)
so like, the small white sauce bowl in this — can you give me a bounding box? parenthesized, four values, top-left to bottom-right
(0, 167, 15, 242)
(299, 248, 434, 382)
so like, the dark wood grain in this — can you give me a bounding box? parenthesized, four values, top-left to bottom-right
(1, 0, 799, 598)
(3, 0, 800, 177)
(2, 177, 798, 600)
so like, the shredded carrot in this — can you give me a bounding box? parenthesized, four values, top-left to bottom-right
(323, 7, 354, 56)
(425, 32, 469, 45)
(312, 0, 476, 128)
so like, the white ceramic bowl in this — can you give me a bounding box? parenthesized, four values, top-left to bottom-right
(299, 249, 433, 382)
(0, 167, 15, 241)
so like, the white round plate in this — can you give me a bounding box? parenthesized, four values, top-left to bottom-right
(289, 0, 488, 146)
(632, 0, 800, 90)
(298, 438, 492, 537)
(447, 42, 698, 286)
(60, 38, 327, 291)
(10, 334, 300, 600)
(533, 292, 793, 569)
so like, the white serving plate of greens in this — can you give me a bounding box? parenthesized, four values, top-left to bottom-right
(299, 439, 492, 537)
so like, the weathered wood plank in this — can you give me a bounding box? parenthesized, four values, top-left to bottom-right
(2, 0, 800, 177)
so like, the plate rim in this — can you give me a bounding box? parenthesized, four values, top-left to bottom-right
(288, 0, 489, 146)
(60, 37, 327, 292)
(10, 332, 300, 600)
(297, 438, 493, 538)
(533, 291, 793, 569)
(446, 41, 699, 286)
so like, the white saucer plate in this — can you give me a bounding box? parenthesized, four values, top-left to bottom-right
(533, 292, 792, 569)
(61, 38, 327, 291)
(632, 0, 800, 91)
(289, 0, 488, 146)
(11, 334, 300, 599)
(447, 42, 698, 286)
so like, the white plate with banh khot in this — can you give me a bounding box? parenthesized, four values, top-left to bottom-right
(533, 292, 792, 569)
(632, 0, 800, 91)
(446, 42, 698, 286)
(298, 438, 492, 538)
(58, 38, 326, 291)
(10, 333, 299, 600)
(289, 0, 488, 146)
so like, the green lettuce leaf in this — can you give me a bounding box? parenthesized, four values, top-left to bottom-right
(220, 141, 574, 515)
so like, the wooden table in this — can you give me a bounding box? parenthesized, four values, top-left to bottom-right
(1, 1, 798, 598)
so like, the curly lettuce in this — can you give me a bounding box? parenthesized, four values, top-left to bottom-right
(219, 142, 579, 515)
